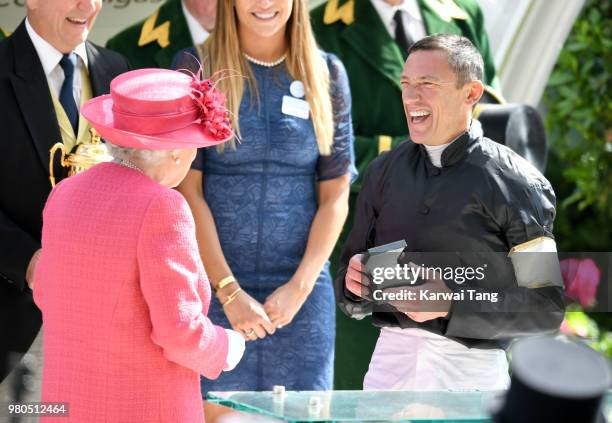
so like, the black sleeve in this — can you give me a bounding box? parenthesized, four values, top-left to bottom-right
(443, 175, 564, 340)
(335, 156, 387, 319)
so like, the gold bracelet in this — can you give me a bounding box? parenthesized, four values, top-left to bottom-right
(215, 275, 237, 292)
(221, 287, 243, 306)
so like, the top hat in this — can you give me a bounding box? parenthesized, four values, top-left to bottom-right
(493, 337, 611, 423)
(476, 104, 548, 172)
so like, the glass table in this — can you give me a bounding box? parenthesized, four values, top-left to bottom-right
(207, 390, 612, 422)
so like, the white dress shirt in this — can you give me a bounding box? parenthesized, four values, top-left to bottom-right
(370, 0, 427, 44)
(181, 1, 210, 45)
(25, 18, 88, 109)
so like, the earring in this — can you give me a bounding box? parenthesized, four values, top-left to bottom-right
(172, 155, 181, 165)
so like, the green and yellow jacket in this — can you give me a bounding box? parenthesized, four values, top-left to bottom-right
(311, 0, 501, 192)
(106, 0, 192, 69)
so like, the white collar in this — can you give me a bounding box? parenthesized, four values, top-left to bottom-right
(424, 137, 454, 168)
(423, 142, 452, 153)
(423, 125, 470, 151)
(371, 0, 423, 28)
(181, 0, 210, 45)
(25, 18, 88, 76)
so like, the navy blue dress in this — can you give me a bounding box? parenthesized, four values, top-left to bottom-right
(184, 53, 356, 392)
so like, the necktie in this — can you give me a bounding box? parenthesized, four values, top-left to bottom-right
(393, 10, 413, 58)
(59, 53, 79, 135)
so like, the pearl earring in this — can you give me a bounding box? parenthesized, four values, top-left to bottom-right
(174, 157, 181, 165)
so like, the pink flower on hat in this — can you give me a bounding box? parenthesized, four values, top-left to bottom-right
(561, 258, 601, 308)
(191, 78, 232, 141)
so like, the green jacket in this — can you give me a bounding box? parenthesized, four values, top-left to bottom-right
(106, 0, 193, 69)
(0, 28, 7, 40)
(311, 0, 500, 192)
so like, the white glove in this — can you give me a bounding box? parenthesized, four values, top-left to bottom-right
(223, 329, 245, 371)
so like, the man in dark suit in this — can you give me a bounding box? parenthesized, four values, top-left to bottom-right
(0, 0, 129, 381)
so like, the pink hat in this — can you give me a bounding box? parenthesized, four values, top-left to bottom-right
(81, 68, 233, 150)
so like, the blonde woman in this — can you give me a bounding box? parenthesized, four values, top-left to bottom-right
(174, 0, 355, 411)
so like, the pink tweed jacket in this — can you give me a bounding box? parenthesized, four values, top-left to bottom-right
(33, 162, 228, 422)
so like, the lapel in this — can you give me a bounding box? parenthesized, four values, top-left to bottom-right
(9, 21, 62, 176)
(86, 42, 113, 96)
(154, 0, 193, 68)
(418, 0, 463, 36)
(341, 0, 404, 91)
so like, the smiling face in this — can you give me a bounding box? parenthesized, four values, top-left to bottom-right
(234, 0, 292, 40)
(26, 0, 101, 53)
(401, 49, 482, 146)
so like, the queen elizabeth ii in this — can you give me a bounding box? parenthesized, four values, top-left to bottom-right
(33, 68, 245, 422)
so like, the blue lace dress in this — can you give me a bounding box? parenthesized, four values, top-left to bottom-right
(178, 51, 356, 392)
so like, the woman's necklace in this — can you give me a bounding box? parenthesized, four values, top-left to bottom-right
(243, 52, 287, 67)
(114, 158, 143, 173)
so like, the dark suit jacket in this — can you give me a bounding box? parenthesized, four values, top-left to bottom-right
(0, 21, 129, 381)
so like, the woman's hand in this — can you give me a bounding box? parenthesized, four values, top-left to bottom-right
(261, 174, 349, 328)
(263, 279, 313, 329)
(178, 171, 275, 341)
(222, 289, 276, 341)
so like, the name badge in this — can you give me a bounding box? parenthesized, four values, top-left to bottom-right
(281, 95, 310, 120)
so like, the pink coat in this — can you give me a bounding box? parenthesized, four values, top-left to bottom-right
(34, 162, 228, 422)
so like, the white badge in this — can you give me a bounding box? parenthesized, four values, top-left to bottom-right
(289, 80, 305, 98)
(282, 95, 310, 120)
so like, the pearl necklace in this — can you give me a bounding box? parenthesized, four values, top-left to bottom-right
(243, 52, 287, 67)
(114, 158, 143, 173)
